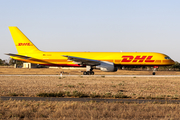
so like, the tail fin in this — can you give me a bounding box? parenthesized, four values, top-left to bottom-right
(8, 26, 41, 54)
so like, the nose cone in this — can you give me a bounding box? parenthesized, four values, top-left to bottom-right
(162, 54, 175, 65)
(170, 59, 175, 65)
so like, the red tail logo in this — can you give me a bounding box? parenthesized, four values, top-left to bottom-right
(16, 43, 32, 46)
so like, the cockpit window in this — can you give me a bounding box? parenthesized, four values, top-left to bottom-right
(165, 57, 171, 60)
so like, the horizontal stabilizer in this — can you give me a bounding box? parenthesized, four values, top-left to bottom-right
(6, 53, 57, 65)
(5, 53, 31, 59)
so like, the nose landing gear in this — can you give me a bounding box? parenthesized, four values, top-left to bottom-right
(152, 66, 159, 75)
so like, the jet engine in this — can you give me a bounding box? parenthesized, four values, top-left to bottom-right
(96, 61, 118, 72)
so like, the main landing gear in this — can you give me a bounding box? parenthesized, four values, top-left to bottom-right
(152, 66, 159, 75)
(83, 71, 94, 75)
(83, 66, 94, 75)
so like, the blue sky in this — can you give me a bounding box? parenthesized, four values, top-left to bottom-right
(0, 0, 180, 62)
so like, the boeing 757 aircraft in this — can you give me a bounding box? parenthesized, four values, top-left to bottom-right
(6, 27, 175, 75)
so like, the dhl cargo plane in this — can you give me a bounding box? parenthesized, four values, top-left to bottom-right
(6, 26, 175, 75)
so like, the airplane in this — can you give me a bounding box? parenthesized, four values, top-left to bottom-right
(6, 26, 175, 75)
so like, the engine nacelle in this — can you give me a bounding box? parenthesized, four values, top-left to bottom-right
(96, 61, 118, 72)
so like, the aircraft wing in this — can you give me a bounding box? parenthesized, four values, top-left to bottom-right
(6, 53, 57, 65)
(62, 55, 101, 66)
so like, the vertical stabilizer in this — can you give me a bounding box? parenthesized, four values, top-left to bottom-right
(9, 26, 41, 54)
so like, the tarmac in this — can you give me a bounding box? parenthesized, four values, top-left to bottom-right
(1, 96, 180, 103)
(1, 75, 180, 77)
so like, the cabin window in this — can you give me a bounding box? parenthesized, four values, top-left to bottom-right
(165, 57, 171, 60)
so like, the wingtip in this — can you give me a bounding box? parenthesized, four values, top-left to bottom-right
(5, 53, 12, 55)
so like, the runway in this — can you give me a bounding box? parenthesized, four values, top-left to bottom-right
(1, 96, 180, 103)
(1, 75, 180, 77)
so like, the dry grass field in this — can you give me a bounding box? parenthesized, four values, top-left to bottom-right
(1, 68, 180, 119)
(1, 100, 180, 119)
(1, 76, 180, 99)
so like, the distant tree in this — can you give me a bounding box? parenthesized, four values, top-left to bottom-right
(171, 61, 180, 71)
(0, 59, 3, 65)
(0, 59, 9, 66)
(9, 58, 15, 66)
(9, 58, 23, 66)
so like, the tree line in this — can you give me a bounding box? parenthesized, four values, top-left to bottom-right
(0, 58, 23, 66)
(0, 59, 8, 66)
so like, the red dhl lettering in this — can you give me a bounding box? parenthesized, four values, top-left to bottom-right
(132, 56, 147, 62)
(121, 56, 155, 63)
(145, 56, 155, 62)
(16, 43, 32, 46)
(121, 56, 134, 62)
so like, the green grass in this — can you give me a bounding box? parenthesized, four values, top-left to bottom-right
(36, 91, 131, 98)
(57, 84, 62, 86)
(67, 85, 75, 88)
(8, 93, 24, 96)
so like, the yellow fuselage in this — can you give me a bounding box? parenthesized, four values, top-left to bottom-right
(12, 51, 175, 67)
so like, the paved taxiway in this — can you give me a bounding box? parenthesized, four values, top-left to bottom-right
(1, 96, 180, 103)
(1, 75, 180, 77)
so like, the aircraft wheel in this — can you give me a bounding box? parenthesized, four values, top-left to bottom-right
(90, 71, 94, 75)
(152, 72, 156, 75)
(86, 71, 90, 75)
(83, 71, 87, 75)
(83, 71, 94, 75)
